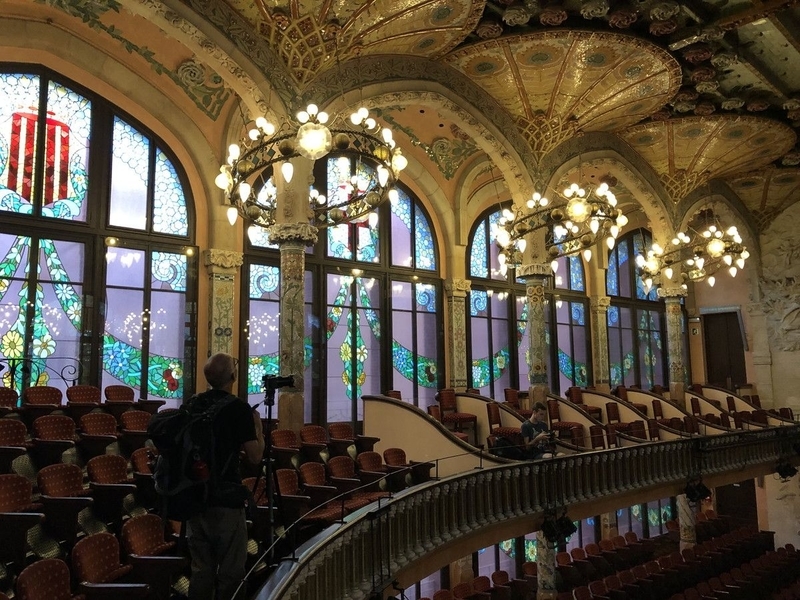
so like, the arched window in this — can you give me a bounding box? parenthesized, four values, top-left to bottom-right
(467, 209, 591, 397)
(606, 230, 666, 389)
(0, 67, 196, 404)
(243, 156, 441, 423)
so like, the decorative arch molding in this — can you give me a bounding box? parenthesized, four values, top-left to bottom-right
(679, 182, 761, 263)
(300, 55, 536, 173)
(540, 137, 673, 243)
(126, 0, 292, 118)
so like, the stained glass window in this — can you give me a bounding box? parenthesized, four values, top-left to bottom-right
(606, 230, 665, 389)
(0, 74, 91, 222)
(390, 188, 436, 270)
(246, 263, 281, 409)
(0, 67, 196, 403)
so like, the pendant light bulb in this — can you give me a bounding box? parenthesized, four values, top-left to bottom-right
(583, 249, 592, 262)
(551, 259, 559, 273)
(226, 206, 238, 226)
(281, 161, 294, 183)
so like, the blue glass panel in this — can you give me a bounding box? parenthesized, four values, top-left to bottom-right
(414, 203, 436, 270)
(249, 264, 280, 299)
(569, 256, 585, 291)
(607, 248, 619, 295)
(109, 118, 149, 230)
(470, 289, 488, 317)
(153, 150, 188, 236)
(151, 252, 187, 292)
(470, 221, 488, 278)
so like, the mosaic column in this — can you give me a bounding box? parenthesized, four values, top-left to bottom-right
(600, 511, 618, 540)
(590, 296, 611, 392)
(662, 285, 687, 404)
(518, 263, 551, 407)
(203, 249, 243, 357)
(536, 531, 557, 600)
(444, 278, 471, 389)
(677, 493, 697, 550)
(267, 222, 318, 433)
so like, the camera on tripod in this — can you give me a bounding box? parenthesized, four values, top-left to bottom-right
(263, 374, 295, 391)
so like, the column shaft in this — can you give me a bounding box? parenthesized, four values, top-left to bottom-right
(444, 279, 471, 389)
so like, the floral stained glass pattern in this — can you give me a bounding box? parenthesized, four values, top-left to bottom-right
(470, 221, 488, 278)
(153, 150, 188, 236)
(109, 118, 149, 230)
(247, 264, 281, 399)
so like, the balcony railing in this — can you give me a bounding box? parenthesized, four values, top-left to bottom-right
(256, 424, 800, 600)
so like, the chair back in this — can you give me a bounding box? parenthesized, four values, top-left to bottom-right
(66, 385, 101, 404)
(0, 418, 27, 445)
(38, 463, 85, 497)
(427, 404, 443, 422)
(385, 390, 402, 400)
(121, 513, 175, 556)
(272, 429, 300, 448)
(726, 396, 737, 412)
(383, 447, 407, 466)
(615, 386, 628, 401)
(300, 425, 328, 445)
(23, 386, 62, 406)
(275, 469, 302, 495)
(80, 412, 117, 436)
(647, 419, 660, 440)
(629, 420, 647, 439)
(72, 532, 130, 583)
(589, 425, 606, 449)
(436, 388, 457, 412)
(131, 447, 156, 474)
(492, 571, 510, 586)
(0, 473, 34, 512)
(566, 387, 582, 404)
(327, 455, 356, 478)
(104, 385, 135, 403)
(547, 399, 560, 422)
(503, 388, 518, 406)
(432, 591, 453, 600)
(120, 410, 150, 431)
(606, 402, 621, 424)
(87, 454, 129, 484)
(690, 396, 701, 415)
(33, 415, 75, 440)
(356, 451, 384, 472)
(0, 387, 19, 409)
(652, 399, 663, 418)
(16, 558, 74, 600)
(328, 422, 354, 440)
(486, 402, 503, 431)
(570, 426, 585, 447)
(451, 583, 473, 600)
(299, 462, 328, 486)
(684, 415, 699, 433)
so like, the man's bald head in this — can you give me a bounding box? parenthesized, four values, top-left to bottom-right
(204, 353, 236, 390)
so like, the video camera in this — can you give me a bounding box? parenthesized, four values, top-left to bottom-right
(263, 374, 295, 391)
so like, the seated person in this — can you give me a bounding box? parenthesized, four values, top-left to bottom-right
(520, 402, 555, 459)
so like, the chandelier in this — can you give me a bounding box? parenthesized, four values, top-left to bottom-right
(493, 177, 629, 276)
(214, 104, 408, 231)
(636, 218, 750, 293)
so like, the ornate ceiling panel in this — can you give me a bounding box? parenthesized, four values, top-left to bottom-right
(444, 30, 681, 131)
(619, 115, 797, 200)
(223, 0, 485, 85)
(728, 169, 800, 231)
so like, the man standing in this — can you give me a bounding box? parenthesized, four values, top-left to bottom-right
(187, 353, 265, 600)
(520, 401, 555, 460)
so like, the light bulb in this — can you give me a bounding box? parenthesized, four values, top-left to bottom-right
(247, 225, 260, 244)
(695, 257, 705, 270)
(318, 111, 329, 124)
(517, 239, 527, 253)
(296, 110, 309, 124)
(226, 206, 238, 226)
(665, 267, 673, 280)
(527, 199, 535, 209)
(227, 144, 240, 161)
(350, 112, 361, 125)
(365, 117, 377, 129)
(736, 258, 745, 269)
(499, 263, 508, 276)
(498, 252, 507, 265)
(237, 182, 251, 201)
(672, 237, 680, 246)
(590, 219, 599, 234)
(729, 267, 738, 277)
(540, 197, 549, 206)
(583, 249, 592, 262)
(391, 150, 408, 172)
(368, 212, 379, 228)
(741, 250, 750, 259)
(723, 254, 732, 266)
(606, 237, 615, 250)
(551, 259, 559, 273)
(616, 213, 628, 227)
(610, 225, 620, 239)
(215, 171, 230, 190)
(377, 165, 389, 187)
(306, 104, 319, 116)
(382, 128, 393, 143)
(708, 276, 716, 287)
(635, 255, 646, 268)
(281, 161, 294, 183)
(248, 128, 260, 140)
(388, 189, 399, 202)
(357, 107, 369, 120)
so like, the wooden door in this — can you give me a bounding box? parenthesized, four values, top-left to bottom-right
(703, 312, 747, 390)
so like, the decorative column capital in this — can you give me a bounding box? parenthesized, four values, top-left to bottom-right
(267, 222, 319, 246)
(517, 262, 551, 279)
(590, 296, 611, 309)
(658, 285, 688, 299)
(204, 249, 243, 271)
(444, 278, 471, 297)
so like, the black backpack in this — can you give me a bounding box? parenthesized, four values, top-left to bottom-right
(147, 391, 239, 520)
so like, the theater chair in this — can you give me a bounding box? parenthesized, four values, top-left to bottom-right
(37, 463, 94, 547)
(452, 581, 490, 600)
(273, 468, 347, 540)
(0, 418, 30, 473)
(566, 386, 603, 420)
(546, 399, 583, 439)
(383, 447, 435, 485)
(72, 532, 150, 599)
(0, 473, 45, 567)
(119, 410, 152, 456)
(436, 388, 477, 444)
(130, 447, 158, 510)
(356, 451, 406, 493)
(503, 388, 532, 419)
(65, 384, 102, 423)
(297, 462, 370, 512)
(0, 387, 21, 417)
(121, 513, 188, 600)
(86, 454, 137, 533)
(328, 422, 380, 457)
(103, 385, 135, 424)
(427, 404, 470, 443)
(31, 414, 77, 468)
(327, 455, 391, 504)
(491, 570, 533, 600)
(270, 429, 304, 468)
(298, 425, 333, 463)
(21, 385, 63, 425)
(78, 412, 119, 461)
(487, 402, 523, 442)
(16, 557, 84, 600)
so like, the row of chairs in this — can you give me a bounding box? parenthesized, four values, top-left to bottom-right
(0, 411, 153, 472)
(0, 385, 163, 426)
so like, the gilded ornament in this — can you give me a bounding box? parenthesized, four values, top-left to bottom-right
(540, 5, 568, 26)
(475, 19, 503, 39)
(649, 1, 680, 21)
(721, 97, 745, 110)
(710, 52, 737, 68)
(689, 66, 716, 83)
(580, 0, 610, 19)
(682, 44, 713, 64)
(503, 6, 532, 26)
(694, 102, 716, 116)
(608, 7, 638, 28)
(649, 18, 678, 35)
(695, 81, 719, 94)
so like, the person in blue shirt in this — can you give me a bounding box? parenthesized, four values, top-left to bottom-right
(520, 401, 555, 459)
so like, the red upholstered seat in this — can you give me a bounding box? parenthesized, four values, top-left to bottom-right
(427, 404, 470, 443)
(37, 463, 93, 546)
(503, 388, 533, 418)
(0, 387, 20, 415)
(436, 388, 477, 443)
(566, 386, 603, 420)
(72, 532, 149, 597)
(274, 468, 347, 525)
(328, 421, 379, 455)
(78, 412, 119, 460)
(22, 385, 63, 425)
(0, 418, 30, 473)
(103, 385, 135, 424)
(327, 455, 391, 504)
(31, 414, 77, 467)
(0, 473, 44, 566)
(16, 558, 86, 600)
(546, 399, 582, 438)
(119, 409, 152, 456)
(383, 447, 434, 485)
(121, 513, 186, 600)
(487, 402, 523, 440)
(65, 385, 102, 422)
